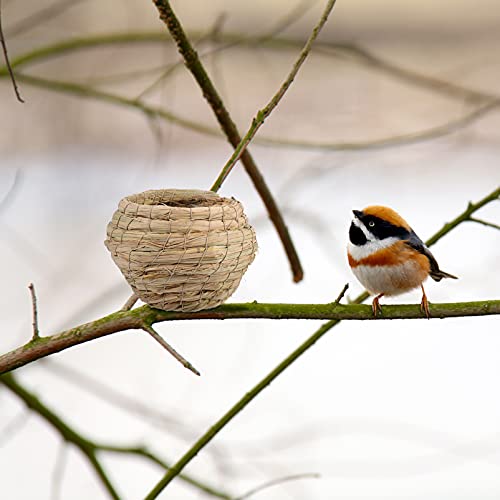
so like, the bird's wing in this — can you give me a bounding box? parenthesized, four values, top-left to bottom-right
(404, 230, 442, 276)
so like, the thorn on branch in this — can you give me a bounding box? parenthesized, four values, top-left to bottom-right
(142, 324, 200, 376)
(28, 283, 39, 341)
(0, 0, 24, 103)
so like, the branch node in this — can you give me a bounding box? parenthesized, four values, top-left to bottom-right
(28, 282, 39, 341)
(142, 324, 200, 376)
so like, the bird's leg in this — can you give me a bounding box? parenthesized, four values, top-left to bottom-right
(420, 284, 430, 319)
(372, 293, 384, 317)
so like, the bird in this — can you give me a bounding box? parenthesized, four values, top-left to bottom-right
(347, 206, 458, 318)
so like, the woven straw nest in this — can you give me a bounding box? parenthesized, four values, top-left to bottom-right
(105, 189, 257, 312)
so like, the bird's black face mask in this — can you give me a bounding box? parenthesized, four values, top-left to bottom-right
(349, 222, 367, 246)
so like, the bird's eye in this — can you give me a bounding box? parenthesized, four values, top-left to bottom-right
(368, 221, 375, 227)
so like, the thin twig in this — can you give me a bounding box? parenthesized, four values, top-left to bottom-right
(51, 442, 68, 500)
(0, 409, 30, 446)
(28, 283, 39, 341)
(234, 473, 320, 500)
(0, 0, 24, 102)
(143, 186, 499, 497)
(468, 217, 500, 231)
(121, 292, 138, 311)
(96, 444, 232, 499)
(332, 283, 349, 304)
(210, 0, 338, 191)
(0, 169, 22, 213)
(143, 324, 200, 376)
(6, 0, 87, 38)
(152, 0, 304, 283)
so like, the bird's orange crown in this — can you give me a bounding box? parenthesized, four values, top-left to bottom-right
(361, 205, 411, 230)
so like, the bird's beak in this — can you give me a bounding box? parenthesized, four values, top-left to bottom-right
(352, 210, 363, 219)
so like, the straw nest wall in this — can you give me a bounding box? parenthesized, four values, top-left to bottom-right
(105, 189, 257, 312)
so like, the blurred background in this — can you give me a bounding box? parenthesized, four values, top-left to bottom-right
(1, 0, 500, 498)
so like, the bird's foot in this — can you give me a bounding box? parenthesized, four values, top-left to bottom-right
(420, 285, 431, 319)
(372, 293, 384, 317)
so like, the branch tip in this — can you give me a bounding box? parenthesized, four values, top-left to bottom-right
(143, 324, 200, 376)
(28, 282, 39, 341)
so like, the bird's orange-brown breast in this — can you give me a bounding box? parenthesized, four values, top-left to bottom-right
(348, 240, 430, 274)
(362, 206, 411, 231)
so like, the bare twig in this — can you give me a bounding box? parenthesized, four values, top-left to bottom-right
(143, 324, 200, 376)
(6, 0, 87, 38)
(0, 169, 22, 213)
(0, 408, 30, 446)
(152, 0, 304, 283)
(468, 217, 500, 231)
(28, 283, 39, 341)
(234, 473, 320, 500)
(51, 442, 68, 500)
(96, 444, 232, 499)
(333, 283, 349, 304)
(210, 0, 338, 191)
(121, 293, 139, 311)
(0, 0, 23, 102)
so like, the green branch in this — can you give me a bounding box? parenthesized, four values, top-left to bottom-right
(0, 372, 121, 500)
(0, 299, 498, 377)
(0, 372, 232, 500)
(2, 32, 499, 152)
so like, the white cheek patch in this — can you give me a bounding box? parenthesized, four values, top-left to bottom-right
(348, 217, 400, 260)
(348, 230, 400, 261)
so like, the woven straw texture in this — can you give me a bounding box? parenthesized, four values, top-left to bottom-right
(105, 189, 257, 312)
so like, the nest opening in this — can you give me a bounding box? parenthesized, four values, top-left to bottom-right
(154, 198, 225, 208)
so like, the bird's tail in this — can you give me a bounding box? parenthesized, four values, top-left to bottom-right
(430, 269, 458, 282)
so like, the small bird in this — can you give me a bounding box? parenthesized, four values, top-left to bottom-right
(347, 206, 458, 318)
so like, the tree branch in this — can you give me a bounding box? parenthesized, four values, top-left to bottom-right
(151, 0, 304, 282)
(0, 372, 233, 500)
(0, 372, 121, 500)
(0, 299, 498, 376)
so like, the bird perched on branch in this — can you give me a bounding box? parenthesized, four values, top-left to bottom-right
(347, 206, 458, 318)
